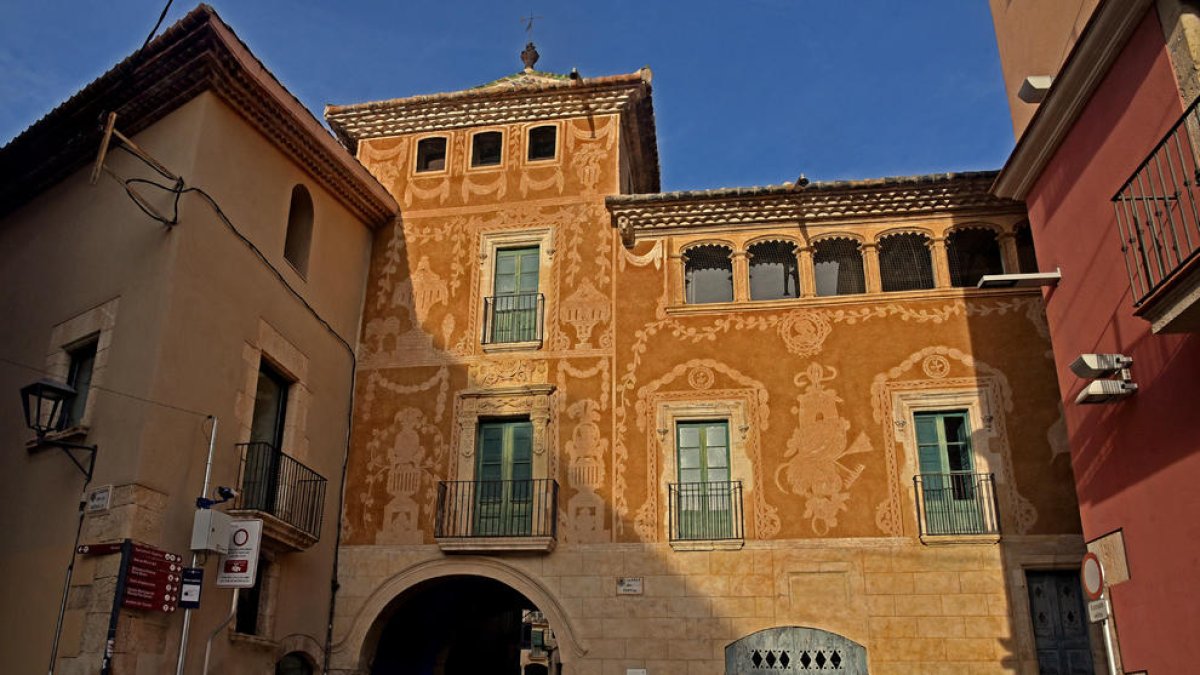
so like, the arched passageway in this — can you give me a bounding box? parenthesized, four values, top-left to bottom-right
(370, 574, 550, 675)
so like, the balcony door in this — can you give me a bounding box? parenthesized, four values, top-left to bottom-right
(245, 361, 290, 513)
(914, 410, 983, 534)
(475, 419, 534, 536)
(676, 421, 733, 540)
(492, 246, 539, 343)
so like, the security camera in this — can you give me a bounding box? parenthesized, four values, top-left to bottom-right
(1069, 354, 1132, 379)
(217, 486, 238, 501)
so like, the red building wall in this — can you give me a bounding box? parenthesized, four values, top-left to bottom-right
(1025, 8, 1200, 671)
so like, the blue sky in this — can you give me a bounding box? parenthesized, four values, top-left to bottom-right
(0, 1, 1015, 191)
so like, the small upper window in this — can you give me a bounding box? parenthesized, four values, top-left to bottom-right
(684, 244, 734, 304)
(472, 131, 504, 167)
(878, 232, 935, 292)
(283, 185, 313, 275)
(946, 228, 1004, 287)
(65, 338, 98, 428)
(416, 137, 447, 172)
(748, 240, 800, 300)
(527, 125, 557, 161)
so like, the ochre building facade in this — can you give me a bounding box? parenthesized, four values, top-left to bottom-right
(324, 66, 1098, 674)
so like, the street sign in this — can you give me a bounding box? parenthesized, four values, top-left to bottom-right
(1081, 552, 1105, 601)
(1088, 598, 1109, 623)
(179, 567, 203, 609)
(77, 542, 125, 556)
(216, 519, 263, 588)
(617, 577, 644, 595)
(120, 543, 183, 613)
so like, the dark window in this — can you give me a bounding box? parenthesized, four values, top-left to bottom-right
(527, 125, 557, 161)
(235, 557, 268, 635)
(276, 653, 314, 675)
(283, 185, 313, 275)
(812, 238, 866, 296)
(878, 232, 935, 292)
(1015, 222, 1039, 273)
(65, 338, 98, 427)
(251, 361, 290, 449)
(748, 240, 800, 300)
(947, 228, 1004, 287)
(684, 244, 734, 304)
(472, 131, 504, 167)
(416, 137, 447, 172)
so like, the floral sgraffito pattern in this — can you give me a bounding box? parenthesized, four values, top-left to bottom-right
(775, 363, 872, 535)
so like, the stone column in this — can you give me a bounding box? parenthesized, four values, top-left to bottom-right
(670, 248, 686, 304)
(797, 244, 816, 297)
(997, 231, 1020, 273)
(732, 250, 750, 302)
(929, 237, 952, 288)
(862, 241, 882, 293)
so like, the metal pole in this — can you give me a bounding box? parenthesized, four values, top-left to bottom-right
(1101, 596, 1120, 675)
(202, 588, 239, 675)
(47, 446, 96, 675)
(175, 416, 218, 675)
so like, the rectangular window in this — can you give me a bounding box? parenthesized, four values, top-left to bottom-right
(675, 420, 733, 540)
(527, 125, 557, 161)
(415, 137, 447, 172)
(475, 419, 534, 536)
(64, 338, 98, 428)
(471, 130, 503, 167)
(488, 246, 540, 344)
(914, 410, 989, 535)
(235, 557, 269, 635)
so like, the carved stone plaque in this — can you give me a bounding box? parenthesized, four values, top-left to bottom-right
(725, 626, 868, 674)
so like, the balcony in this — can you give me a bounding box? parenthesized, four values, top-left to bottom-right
(435, 478, 558, 553)
(914, 473, 1000, 542)
(668, 481, 744, 550)
(1113, 95, 1200, 332)
(481, 293, 545, 349)
(230, 442, 327, 551)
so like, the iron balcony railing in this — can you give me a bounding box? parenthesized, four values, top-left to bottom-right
(913, 472, 999, 537)
(435, 478, 558, 539)
(668, 481, 744, 543)
(481, 292, 545, 345)
(1113, 94, 1200, 306)
(235, 442, 327, 540)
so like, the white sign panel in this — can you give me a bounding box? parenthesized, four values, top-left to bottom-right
(216, 519, 262, 588)
(617, 577, 644, 595)
(1088, 598, 1109, 623)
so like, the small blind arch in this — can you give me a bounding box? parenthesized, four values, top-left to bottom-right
(946, 227, 1004, 287)
(684, 243, 734, 304)
(748, 239, 800, 300)
(812, 236, 866, 296)
(878, 231, 934, 292)
(283, 184, 314, 275)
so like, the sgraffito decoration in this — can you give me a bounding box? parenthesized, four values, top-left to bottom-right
(775, 364, 872, 535)
(370, 407, 445, 545)
(564, 399, 609, 543)
(357, 137, 408, 193)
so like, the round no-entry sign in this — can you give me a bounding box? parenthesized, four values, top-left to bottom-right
(1081, 552, 1105, 600)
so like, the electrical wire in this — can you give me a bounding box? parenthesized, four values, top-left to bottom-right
(141, 0, 176, 52)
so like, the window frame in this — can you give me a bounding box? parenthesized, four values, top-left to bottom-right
(478, 228, 554, 352)
(63, 336, 99, 429)
(412, 134, 451, 175)
(682, 242, 736, 305)
(525, 123, 560, 164)
(469, 129, 506, 170)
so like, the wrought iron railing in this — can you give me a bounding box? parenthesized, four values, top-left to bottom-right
(913, 472, 999, 537)
(235, 442, 327, 540)
(668, 481, 744, 543)
(435, 479, 558, 539)
(482, 293, 545, 345)
(1113, 95, 1200, 306)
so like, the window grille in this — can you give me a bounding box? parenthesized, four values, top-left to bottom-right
(812, 237, 866, 296)
(878, 232, 934, 292)
(947, 228, 1004, 287)
(684, 244, 734, 304)
(1015, 222, 1039, 273)
(748, 240, 800, 300)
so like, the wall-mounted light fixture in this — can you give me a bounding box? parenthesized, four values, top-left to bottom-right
(977, 268, 1062, 289)
(1069, 354, 1137, 404)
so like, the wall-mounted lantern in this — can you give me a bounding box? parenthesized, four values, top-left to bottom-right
(21, 378, 97, 479)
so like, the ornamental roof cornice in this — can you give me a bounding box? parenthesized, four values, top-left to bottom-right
(605, 171, 1021, 242)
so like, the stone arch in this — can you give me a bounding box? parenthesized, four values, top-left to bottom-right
(335, 556, 586, 672)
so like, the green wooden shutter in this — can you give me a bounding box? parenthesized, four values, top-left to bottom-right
(494, 246, 539, 296)
(914, 413, 945, 474)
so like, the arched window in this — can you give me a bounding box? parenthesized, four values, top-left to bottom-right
(283, 185, 313, 275)
(812, 237, 866, 296)
(275, 652, 314, 675)
(684, 244, 734, 304)
(748, 240, 800, 300)
(947, 227, 1004, 287)
(1015, 222, 1039, 273)
(878, 232, 934, 292)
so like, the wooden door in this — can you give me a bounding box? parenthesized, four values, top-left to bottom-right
(1026, 570, 1095, 674)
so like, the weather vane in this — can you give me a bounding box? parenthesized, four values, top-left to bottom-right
(522, 11, 542, 40)
(520, 10, 543, 71)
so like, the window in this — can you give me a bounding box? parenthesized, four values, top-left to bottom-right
(946, 228, 1004, 287)
(235, 557, 269, 635)
(486, 246, 541, 344)
(748, 240, 800, 300)
(244, 361, 290, 514)
(684, 244, 734, 304)
(878, 232, 935, 292)
(283, 185, 313, 275)
(475, 419, 534, 535)
(674, 421, 734, 540)
(250, 361, 290, 448)
(415, 137, 447, 172)
(1015, 222, 1039, 273)
(527, 125, 557, 161)
(812, 237, 866, 296)
(64, 338, 98, 428)
(471, 131, 504, 167)
(914, 411, 991, 535)
(276, 653, 314, 675)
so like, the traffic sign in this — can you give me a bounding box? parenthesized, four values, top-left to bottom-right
(216, 519, 263, 588)
(1081, 552, 1105, 601)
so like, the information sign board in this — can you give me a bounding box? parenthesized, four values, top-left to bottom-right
(216, 519, 263, 588)
(180, 567, 203, 609)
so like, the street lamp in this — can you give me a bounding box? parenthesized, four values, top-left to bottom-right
(20, 377, 99, 675)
